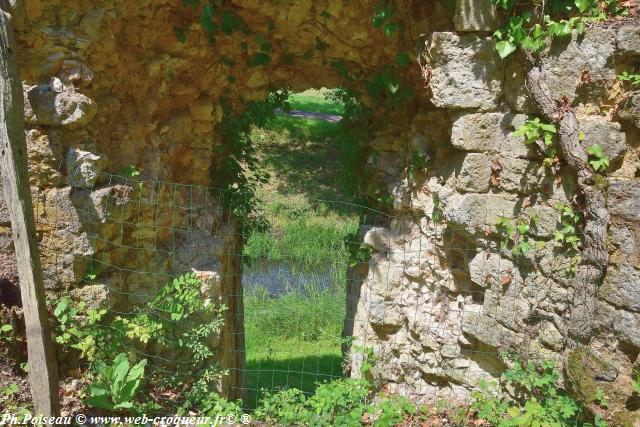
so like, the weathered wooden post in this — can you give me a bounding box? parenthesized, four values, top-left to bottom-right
(0, 1, 60, 416)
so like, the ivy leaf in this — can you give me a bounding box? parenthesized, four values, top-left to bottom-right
(383, 22, 400, 38)
(396, 52, 411, 67)
(249, 52, 271, 67)
(574, 0, 593, 13)
(496, 40, 516, 58)
(173, 27, 187, 43)
(586, 144, 603, 158)
(220, 11, 236, 35)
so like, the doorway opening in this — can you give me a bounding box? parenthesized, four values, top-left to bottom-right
(240, 88, 360, 408)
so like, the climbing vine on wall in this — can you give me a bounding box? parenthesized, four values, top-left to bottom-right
(491, 0, 627, 58)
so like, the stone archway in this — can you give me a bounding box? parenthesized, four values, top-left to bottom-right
(4, 0, 640, 418)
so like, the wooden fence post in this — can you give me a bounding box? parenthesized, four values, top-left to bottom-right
(0, 3, 60, 417)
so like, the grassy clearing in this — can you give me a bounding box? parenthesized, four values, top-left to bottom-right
(243, 283, 345, 408)
(286, 88, 345, 115)
(242, 89, 356, 408)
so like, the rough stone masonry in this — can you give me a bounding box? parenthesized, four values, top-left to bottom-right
(0, 0, 639, 421)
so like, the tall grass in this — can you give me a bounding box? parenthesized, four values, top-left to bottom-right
(244, 218, 357, 270)
(242, 88, 355, 408)
(244, 280, 346, 408)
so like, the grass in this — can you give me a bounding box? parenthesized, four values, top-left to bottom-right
(243, 283, 345, 408)
(242, 89, 357, 408)
(286, 88, 345, 115)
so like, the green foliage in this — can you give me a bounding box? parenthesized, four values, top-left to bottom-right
(52, 297, 108, 361)
(496, 214, 542, 256)
(245, 283, 344, 345)
(633, 370, 640, 394)
(406, 150, 430, 182)
(513, 118, 557, 168)
(86, 353, 147, 411)
(0, 323, 15, 349)
(286, 89, 345, 115)
(348, 242, 375, 267)
(431, 194, 443, 224)
(325, 88, 376, 201)
(594, 388, 608, 409)
(217, 91, 290, 232)
(471, 358, 580, 426)
(307, 379, 371, 426)
(553, 203, 582, 275)
(491, 0, 626, 58)
(178, 371, 243, 416)
(121, 164, 140, 178)
(618, 71, 640, 88)
(372, 3, 401, 38)
(181, 0, 245, 44)
(254, 377, 415, 427)
(366, 69, 416, 108)
(245, 219, 357, 269)
(586, 144, 610, 172)
(0, 382, 31, 419)
(116, 272, 226, 366)
(553, 203, 581, 251)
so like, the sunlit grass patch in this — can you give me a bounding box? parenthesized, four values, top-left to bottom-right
(287, 88, 344, 115)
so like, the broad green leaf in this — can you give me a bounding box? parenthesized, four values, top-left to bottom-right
(395, 52, 411, 67)
(496, 40, 516, 58)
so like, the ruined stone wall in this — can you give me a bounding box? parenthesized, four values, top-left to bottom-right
(346, 5, 640, 424)
(1, 0, 639, 418)
(0, 0, 434, 399)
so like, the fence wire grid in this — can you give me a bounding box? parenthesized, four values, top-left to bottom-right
(18, 168, 601, 418)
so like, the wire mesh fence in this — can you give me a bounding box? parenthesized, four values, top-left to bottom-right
(17, 168, 600, 418)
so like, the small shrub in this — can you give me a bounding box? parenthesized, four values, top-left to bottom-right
(472, 358, 580, 426)
(86, 353, 147, 411)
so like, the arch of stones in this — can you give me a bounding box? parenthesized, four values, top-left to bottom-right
(1, 0, 639, 417)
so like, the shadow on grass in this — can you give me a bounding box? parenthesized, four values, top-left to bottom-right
(243, 354, 345, 409)
(255, 115, 349, 206)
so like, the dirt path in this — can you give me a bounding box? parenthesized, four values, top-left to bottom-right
(275, 109, 342, 123)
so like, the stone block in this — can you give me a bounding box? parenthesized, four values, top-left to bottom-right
(449, 153, 492, 193)
(539, 322, 564, 351)
(619, 91, 640, 129)
(26, 129, 64, 188)
(24, 84, 97, 127)
(454, 0, 498, 32)
(70, 284, 112, 309)
(613, 310, 640, 348)
(496, 157, 547, 194)
(451, 112, 536, 158)
(608, 179, 640, 222)
(504, 58, 536, 113)
(506, 28, 616, 105)
(426, 33, 503, 111)
(468, 251, 519, 288)
(617, 24, 640, 55)
(543, 27, 616, 100)
(579, 116, 626, 163)
(600, 264, 640, 313)
(462, 312, 522, 349)
(442, 192, 518, 233)
(67, 148, 105, 188)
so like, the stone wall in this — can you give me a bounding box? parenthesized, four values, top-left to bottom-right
(0, 0, 639, 419)
(345, 6, 640, 423)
